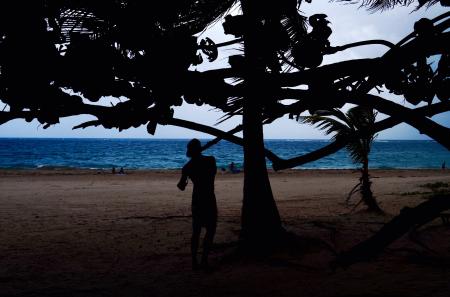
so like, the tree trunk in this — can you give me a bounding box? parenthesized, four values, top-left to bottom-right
(240, 94, 283, 244)
(239, 0, 283, 246)
(361, 158, 382, 213)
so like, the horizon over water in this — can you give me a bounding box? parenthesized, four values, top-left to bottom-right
(0, 137, 449, 170)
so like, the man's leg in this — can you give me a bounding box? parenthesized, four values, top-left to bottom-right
(201, 222, 216, 267)
(191, 221, 201, 270)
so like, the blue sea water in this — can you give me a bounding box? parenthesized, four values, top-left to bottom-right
(0, 138, 448, 170)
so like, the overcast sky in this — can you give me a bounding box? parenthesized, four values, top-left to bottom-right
(0, 2, 448, 139)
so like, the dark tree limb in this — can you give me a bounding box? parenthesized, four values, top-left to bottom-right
(164, 118, 282, 166)
(272, 139, 346, 171)
(356, 94, 450, 149)
(325, 39, 396, 55)
(272, 101, 450, 170)
(395, 11, 450, 47)
(278, 30, 449, 90)
(214, 38, 243, 48)
(279, 58, 378, 87)
(277, 88, 450, 149)
(73, 120, 102, 130)
(165, 118, 245, 146)
(201, 124, 243, 152)
(356, 31, 450, 94)
(332, 194, 450, 269)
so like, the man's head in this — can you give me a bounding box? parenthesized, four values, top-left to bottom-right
(186, 138, 202, 158)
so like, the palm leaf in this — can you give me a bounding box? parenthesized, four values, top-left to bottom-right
(299, 113, 351, 140)
(46, 0, 237, 44)
(301, 106, 378, 165)
(280, 11, 308, 68)
(332, 0, 415, 11)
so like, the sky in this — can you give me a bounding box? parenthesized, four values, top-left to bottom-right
(0, 1, 449, 139)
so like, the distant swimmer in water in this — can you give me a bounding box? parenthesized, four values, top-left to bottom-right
(177, 139, 217, 271)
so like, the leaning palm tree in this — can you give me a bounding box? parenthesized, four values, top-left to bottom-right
(300, 106, 383, 213)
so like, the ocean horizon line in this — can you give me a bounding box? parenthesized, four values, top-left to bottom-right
(0, 137, 437, 142)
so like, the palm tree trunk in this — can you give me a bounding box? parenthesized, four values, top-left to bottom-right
(361, 159, 382, 213)
(239, 0, 283, 246)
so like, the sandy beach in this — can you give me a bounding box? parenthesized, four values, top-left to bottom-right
(1, 169, 450, 297)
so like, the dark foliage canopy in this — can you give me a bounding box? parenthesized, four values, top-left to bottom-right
(0, 0, 448, 168)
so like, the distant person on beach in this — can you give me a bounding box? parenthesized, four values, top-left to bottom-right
(118, 167, 125, 174)
(228, 162, 240, 174)
(442, 161, 446, 170)
(112, 167, 116, 174)
(177, 139, 217, 270)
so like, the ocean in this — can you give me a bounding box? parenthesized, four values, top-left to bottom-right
(0, 138, 449, 170)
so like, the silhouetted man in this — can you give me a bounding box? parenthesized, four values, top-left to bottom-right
(177, 139, 217, 270)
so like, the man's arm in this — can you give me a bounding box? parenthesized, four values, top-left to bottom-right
(177, 164, 189, 191)
(177, 173, 188, 191)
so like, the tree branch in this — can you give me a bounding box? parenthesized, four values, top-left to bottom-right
(201, 124, 243, 152)
(332, 194, 450, 269)
(325, 39, 395, 55)
(356, 94, 450, 149)
(276, 87, 450, 149)
(163, 118, 282, 166)
(272, 101, 450, 170)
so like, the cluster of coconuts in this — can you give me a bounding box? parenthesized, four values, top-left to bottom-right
(291, 14, 332, 69)
(384, 18, 449, 105)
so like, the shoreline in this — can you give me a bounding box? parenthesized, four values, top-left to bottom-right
(0, 167, 447, 174)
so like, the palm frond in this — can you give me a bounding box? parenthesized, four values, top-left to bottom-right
(299, 113, 351, 140)
(215, 94, 243, 124)
(332, 0, 415, 11)
(45, 0, 237, 44)
(346, 141, 366, 164)
(326, 108, 356, 129)
(301, 106, 378, 165)
(280, 12, 308, 68)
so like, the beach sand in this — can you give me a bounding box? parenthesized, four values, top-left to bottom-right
(1, 169, 449, 297)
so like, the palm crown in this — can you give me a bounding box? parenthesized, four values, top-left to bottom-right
(300, 107, 378, 166)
